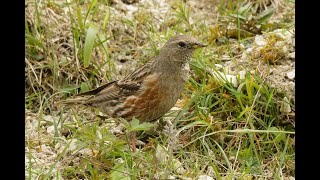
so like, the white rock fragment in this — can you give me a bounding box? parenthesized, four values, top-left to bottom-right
(173, 159, 186, 174)
(280, 97, 291, 113)
(114, 158, 125, 164)
(170, 106, 181, 111)
(25, 120, 32, 130)
(226, 75, 238, 87)
(207, 166, 215, 176)
(155, 144, 186, 174)
(211, 71, 238, 87)
(41, 115, 61, 128)
(282, 45, 288, 54)
(56, 139, 78, 154)
(55, 142, 62, 150)
(42, 115, 58, 123)
(215, 64, 223, 69)
(255, 35, 267, 46)
(46, 125, 55, 135)
(285, 176, 295, 180)
(239, 70, 246, 80)
(286, 70, 295, 80)
(221, 55, 231, 61)
(167, 175, 177, 180)
(272, 29, 293, 40)
(69, 139, 78, 153)
(288, 52, 295, 59)
(241, 47, 253, 61)
(155, 144, 168, 164)
(78, 148, 96, 156)
(246, 47, 253, 53)
(198, 175, 214, 180)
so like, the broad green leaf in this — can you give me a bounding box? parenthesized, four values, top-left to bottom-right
(59, 85, 81, 93)
(238, 2, 252, 15)
(256, 8, 275, 24)
(83, 24, 99, 68)
(262, 127, 286, 143)
(80, 82, 89, 93)
(128, 118, 156, 132)
(109, 163, 131, 180)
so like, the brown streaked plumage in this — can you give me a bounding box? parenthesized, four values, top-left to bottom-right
(62, 35, 207, 152)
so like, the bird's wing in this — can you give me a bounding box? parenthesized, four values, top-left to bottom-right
(84, 58, 156, 104)
(75, 81, 118, 96)
(123, 57, 156, 82)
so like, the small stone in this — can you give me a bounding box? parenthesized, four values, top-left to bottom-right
(282, 46, 288, 54)
(286, 70, 295, 80)
(198, 175, 214, 180)
(55, 142, 62, 150)
(285, 176, 295, 180)
(173, 159, 186, 174)
(207, 166, 215, 176)
(255, 35, 266, 46)
(221, 55, 231, 61)
(215, 64, 223, 69)
(288, 52, 295, 59)
(78, 148, 93, 156)
(167, 175, 177, 180)
(211, 71, 238, 87)
(239, 71, 246, 80)
(114, 158, 125, 164)
(225, 74, 238, 87)
(46, 125, 55, 135)
(155, 144, 168, 164)
(280, 97, 291, 113)
(69, 139, 78, 153)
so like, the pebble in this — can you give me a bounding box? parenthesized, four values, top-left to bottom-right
(280, 97, 291, 113)
(288, 52, 295, 59)
(215, 64, 223, 69)
(255, 35, 267, 46)
(286, 70, 295, 80)
(239, 70, 246, 80)
(46, 125, 55, 135)
(198, 175, 214, 180)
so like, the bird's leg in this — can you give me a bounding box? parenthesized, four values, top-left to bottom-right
(128, 131, 137, 152)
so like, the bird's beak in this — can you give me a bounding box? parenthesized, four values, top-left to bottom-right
(192, 42, 207, 49)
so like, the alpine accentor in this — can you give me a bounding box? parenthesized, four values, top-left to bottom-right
(63, 35, 207, 151)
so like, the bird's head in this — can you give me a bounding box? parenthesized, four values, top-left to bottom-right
(159, 35, 207, 63)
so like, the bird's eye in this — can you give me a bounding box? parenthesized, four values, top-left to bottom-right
(178, 41, 187, 47)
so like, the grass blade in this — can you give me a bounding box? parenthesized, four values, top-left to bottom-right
(83, 23, 99, 68)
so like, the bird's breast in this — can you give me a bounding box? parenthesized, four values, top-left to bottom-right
(114, 71, 189, 122)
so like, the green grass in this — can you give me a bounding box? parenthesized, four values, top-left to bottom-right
(25, 0, 295, 179)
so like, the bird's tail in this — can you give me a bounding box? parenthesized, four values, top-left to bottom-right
(58, 96, 90, 105)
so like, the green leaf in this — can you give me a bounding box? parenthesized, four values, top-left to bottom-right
(109, 163, 131, 180)
(76, 7, 84, 31)
(58, 85, 81, 93)
(262, 127, 286, 143)
(83, 24, 99, 68)
(128, 118, 156, 132)
(103, 5, 110, 31)
(80, 82, 89, 93)
(84, 0, 98, 24)
(238, 2, 252, 15)
(256, 8, 275, 24)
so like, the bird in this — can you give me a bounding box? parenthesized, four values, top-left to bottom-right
(62, 35, 207, 152)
